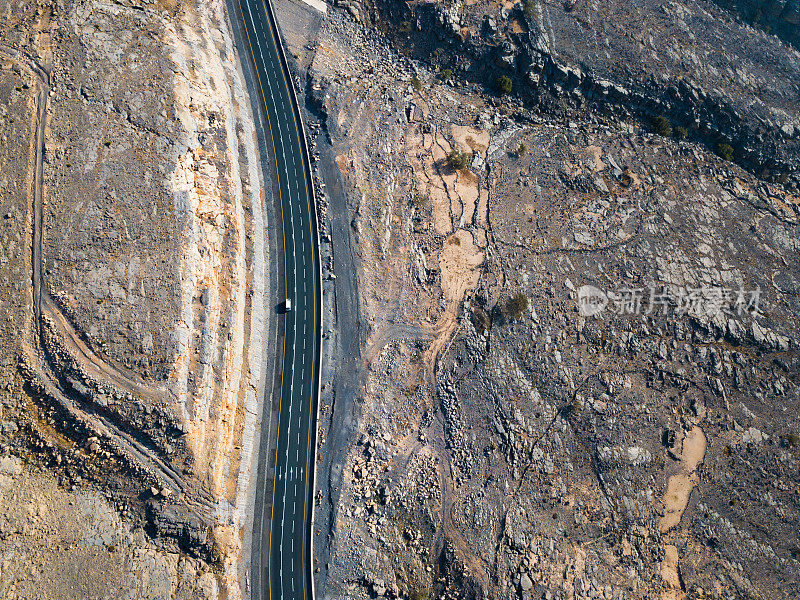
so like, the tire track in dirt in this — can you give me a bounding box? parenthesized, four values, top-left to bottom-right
(2, 44, 213, 514)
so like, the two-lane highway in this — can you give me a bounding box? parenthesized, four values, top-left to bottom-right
(234, 0, 322, 598)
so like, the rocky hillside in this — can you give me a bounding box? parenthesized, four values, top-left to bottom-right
(338, 0, 800, 191)
(710, 0, 800, 47)
(273, 1, 800, 599)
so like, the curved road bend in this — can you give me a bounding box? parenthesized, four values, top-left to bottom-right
(234, 1, 322, 599)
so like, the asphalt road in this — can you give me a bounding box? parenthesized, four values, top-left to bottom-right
(234, 1, 321, 598)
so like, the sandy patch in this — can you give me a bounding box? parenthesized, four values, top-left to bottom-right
(660, 545, 683, 600)
(451, 124, 489, 154)
(584, 145, 605, 172)
(335, 152, 351, 175)
(423, 229, 484, 374)
(660, 426, 706, 532)
(439, 229, 484, 304)
(456, 169, 480, 228)
(658, 425, 707, 600)
(404, 122, 491, 375)
(406, 128, 452, 235)
(406, 123, 489, 235)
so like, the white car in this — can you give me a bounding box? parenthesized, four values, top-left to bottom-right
(285, 299, 293, 312)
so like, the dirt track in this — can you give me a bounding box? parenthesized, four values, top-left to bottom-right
(1, 43, 213, 511)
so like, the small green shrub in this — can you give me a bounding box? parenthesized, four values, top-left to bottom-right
(409, 588, 429, 600)
(516, 142, 527, 157)
(410, 193, 429, 209)
(717, 142, 735, 161)
(506, 292, 529, 319)
(399, 20, 412, 33)
(410, 75, 422, 91)
(439, 68, 453, 81)
(496, 75, 513, 95)
(570, 395, 585, 415)
(495, 293, 529, 322)
(403, 384, 420, 396)
(447, 147, 470, 170)
(651, 115, 672, 137)
(673, 126, 688, 140)
(471, 306, 491, 334)
(523, 0, 537, 19)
